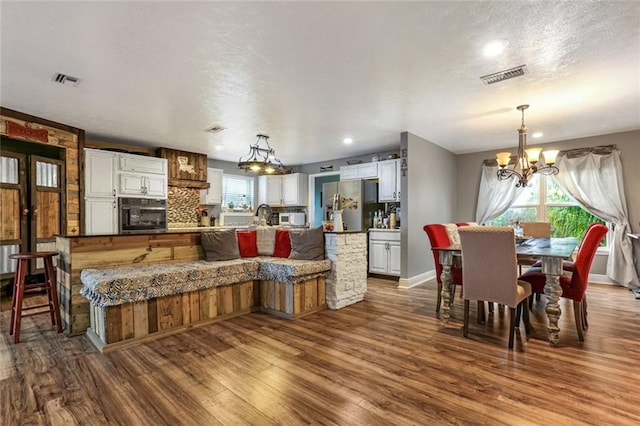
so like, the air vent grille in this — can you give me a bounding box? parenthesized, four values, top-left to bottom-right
(206, 125, 226, 133)
(480, 65, 528, 85)
(52, 73, 81, 87)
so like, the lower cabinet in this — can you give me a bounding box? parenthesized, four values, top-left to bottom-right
(368, 230, 401, 276)
(85, 197, 117, 235)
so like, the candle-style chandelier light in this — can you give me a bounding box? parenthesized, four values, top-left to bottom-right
(238, 134, 288, 175)
(496, 104, 559, 187)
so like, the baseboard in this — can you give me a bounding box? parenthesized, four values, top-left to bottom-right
(398, 270, 436, 289)
(589, 273, 616, 286)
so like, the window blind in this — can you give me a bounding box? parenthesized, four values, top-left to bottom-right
(222, 175, 254, 209)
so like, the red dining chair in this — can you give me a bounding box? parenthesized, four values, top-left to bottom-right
(423, 224, 464, 313)
(518, 223, 608, 341)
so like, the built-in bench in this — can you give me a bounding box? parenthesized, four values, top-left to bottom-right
(80, 255, 331, 352)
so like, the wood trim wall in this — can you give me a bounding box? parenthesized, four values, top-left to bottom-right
(1, 107, 84, 236)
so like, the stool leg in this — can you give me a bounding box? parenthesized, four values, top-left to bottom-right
(44, 257, 63, 333)
(11, 259, 27, 343)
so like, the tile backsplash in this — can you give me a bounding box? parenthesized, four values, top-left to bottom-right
(168, 187, 200, 225)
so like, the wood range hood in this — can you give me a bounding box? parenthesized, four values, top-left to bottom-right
(157, 147, 210, 189)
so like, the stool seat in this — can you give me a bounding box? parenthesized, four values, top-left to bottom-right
(9, 251, 62, 343)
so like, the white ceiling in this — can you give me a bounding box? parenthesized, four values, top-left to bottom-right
(2, 1, 639, 166)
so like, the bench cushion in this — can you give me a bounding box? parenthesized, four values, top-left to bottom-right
(80, 259, 258, 307)
(256, 257, 331, 284)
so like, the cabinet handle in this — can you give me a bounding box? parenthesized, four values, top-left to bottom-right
(32, 205, 38, 219)
(22, 206, 29, 217)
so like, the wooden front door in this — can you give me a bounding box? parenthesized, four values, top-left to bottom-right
(1, 150, 65, 277)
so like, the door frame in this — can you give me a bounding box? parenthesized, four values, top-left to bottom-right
(307, 171, 340, 229)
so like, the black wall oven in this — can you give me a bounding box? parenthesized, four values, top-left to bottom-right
(118, 197, 167, 234)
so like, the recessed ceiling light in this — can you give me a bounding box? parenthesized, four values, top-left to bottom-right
(343, 138, 353, 144)
(532, 132, 543, 139)
(214, 145, 224, 151)
(483, 39, 509, 57)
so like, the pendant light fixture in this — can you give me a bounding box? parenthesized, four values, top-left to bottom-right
(238, 134, 287, 175)
(496, 104, 559, 187)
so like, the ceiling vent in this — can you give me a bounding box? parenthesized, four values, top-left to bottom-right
(205, 125, 226, 134)
(52, 72, 81, 87)
(480, 65, 528, 85)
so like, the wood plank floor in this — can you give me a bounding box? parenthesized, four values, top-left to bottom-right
(1, 277, 639, 425)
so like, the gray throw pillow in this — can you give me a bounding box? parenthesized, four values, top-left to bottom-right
(289, 226, 325, 260)
(201, 229, 240, 261)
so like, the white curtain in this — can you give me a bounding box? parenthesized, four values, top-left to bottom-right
(475, 164, 519, 224)
(555, 150, 639, 287)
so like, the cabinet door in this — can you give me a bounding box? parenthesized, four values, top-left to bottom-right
(340, 165, 359, 180)
(119, 154, 167, 174)
(369, 240, 389, 274)
(358, 162, 378, 179)
(258, 175, 283, 205)
(282, 174, 300, 205)
(145, 175, 167, 198)
(388, 241, 402, 276)
(85, 198, 117, 235)
(378, 160, 397, 202)
(85, 149, 116, 198)
(119, 173, 144, 195)
(204, 168, 223, 204)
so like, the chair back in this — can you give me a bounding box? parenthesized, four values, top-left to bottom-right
(423, 224, 451, 284)
(459, 226, 523, 308)
(567, 223, 608, 300)
(521, 222, 551, 238)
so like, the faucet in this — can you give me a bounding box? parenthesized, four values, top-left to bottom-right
(255, 204, 273, 225)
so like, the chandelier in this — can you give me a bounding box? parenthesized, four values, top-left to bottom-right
(238, 134, 287, 175)
(496, 104, 559, 187)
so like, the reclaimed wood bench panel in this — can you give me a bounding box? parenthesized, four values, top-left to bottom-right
(88, 280, 260, 352)
(260, 276, 327, 320)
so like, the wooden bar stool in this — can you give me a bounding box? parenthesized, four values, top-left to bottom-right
(9, 251, 62, 343)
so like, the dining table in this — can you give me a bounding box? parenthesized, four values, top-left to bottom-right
(436, 237, 579, 347)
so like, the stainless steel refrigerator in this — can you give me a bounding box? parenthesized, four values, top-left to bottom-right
(322, 180, 381, 231)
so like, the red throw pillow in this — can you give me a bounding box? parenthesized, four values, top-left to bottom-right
(273, 229, 292, 258)
(236, 230, 258, 258)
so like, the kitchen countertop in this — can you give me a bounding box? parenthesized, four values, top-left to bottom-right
(368, 228, 400, 232)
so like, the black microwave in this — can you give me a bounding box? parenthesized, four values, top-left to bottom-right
(118, 197, 167, 234)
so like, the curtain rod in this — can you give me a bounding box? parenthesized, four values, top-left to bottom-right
(482, 144, 617, 165)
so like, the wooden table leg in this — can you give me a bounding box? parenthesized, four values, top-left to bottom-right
(542, 256, 563, 347)
(439, 250, 453, 322)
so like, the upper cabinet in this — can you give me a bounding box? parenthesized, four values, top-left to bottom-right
(85, 148, 117, 198)
(340, 162, 378, 180)
(119, 153, 167, 175)
(258, 173, 308, 206)
(378, 159, 401, 202)
(201, 167, 223, 205)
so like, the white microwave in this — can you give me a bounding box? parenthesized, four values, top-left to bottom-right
(279, 212, 306, 226)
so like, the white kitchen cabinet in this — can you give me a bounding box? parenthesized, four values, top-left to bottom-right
(378, 159, 400, 202)
(340, 162, 378, 180)
(201, 167, 223, 204)
(368, 230, 401, 276)
(85, 197, 117, 235)
(118, 153, 167, 175)
(119, 173, 167, 198)
(85, 148, 116, 198)
(258, 173, 308, 206)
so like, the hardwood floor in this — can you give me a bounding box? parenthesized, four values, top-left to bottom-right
(2, 277, 639, 425)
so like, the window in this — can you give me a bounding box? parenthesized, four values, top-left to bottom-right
(491, 174, 608, 246)
(222, 175, 254, 210)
